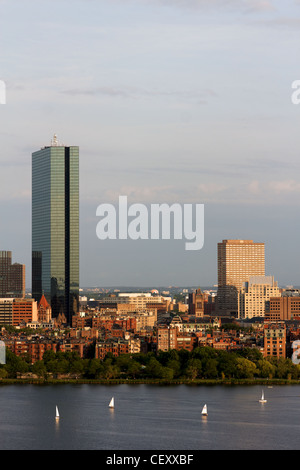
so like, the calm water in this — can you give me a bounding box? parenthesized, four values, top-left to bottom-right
(0, 383, 300, 450)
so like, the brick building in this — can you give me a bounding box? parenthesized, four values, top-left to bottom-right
(188, 288, 208, 317)
(265, 296, 300, 322)
(157, 326, 177, 352)
(0, 298, 38, 326)
(12, 299, 38, 326)
(157, 325, 198, 352)
(263, 322, 286, 359)
(6, 339, 57, 362)
(95, 338, 130, 360)
(95, 336, 141, 360)
(37, 294, 52, 323)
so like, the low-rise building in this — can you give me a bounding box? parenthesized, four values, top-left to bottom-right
(95, 338, 130, 360)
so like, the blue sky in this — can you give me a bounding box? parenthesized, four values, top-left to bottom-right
(0, 0, 300, 288)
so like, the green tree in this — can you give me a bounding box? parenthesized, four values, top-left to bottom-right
(69, 358, 84, 376)
(217, 351, 238, 378)
(42, 349, 57, 364)
(166, 358, 181, 378)
(185, 358, 202, 380)
(31, 360, 47, 378)
(115, 354, 132, 373)
(85, 358, 104, 378)
(5, 350, 29, 378)
(145, 357, 166, 379)
(256, 359, 276, 378)
(101, 358, 120, 380)
(159, 366, 174, 380)
(127, 360, 141, 378)
(238, 347, 263, 364)
(235, 357, 257, 379)
(0, 367, 8, 379)
(203, 358, 218, 379)
(192, 347, 218, 361)
(276, 358, 292, 379)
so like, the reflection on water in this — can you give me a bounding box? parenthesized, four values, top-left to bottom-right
(0, 384, 300, 450)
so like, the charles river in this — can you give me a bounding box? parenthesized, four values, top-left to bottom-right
(1, 383, 300, 450)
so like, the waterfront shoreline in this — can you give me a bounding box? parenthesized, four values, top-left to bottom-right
(1, 377, 299, 386)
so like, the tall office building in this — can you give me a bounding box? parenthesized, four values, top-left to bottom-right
(239, 276, 281, 320)
(0, 251, 11, 296)
(32, 135, 79, 324)
(217, 239, 265, 317)
(0, 251, 25, 298)
(10, 263, 26, 298)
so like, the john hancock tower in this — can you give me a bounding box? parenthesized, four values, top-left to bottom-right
(32, 135, 79, 325)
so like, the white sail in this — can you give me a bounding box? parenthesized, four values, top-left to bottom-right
(201, 404, 207, 415)
(259, 390, 267, 403)
(56, 406, 60, 418)
(109, 397, 114, 408)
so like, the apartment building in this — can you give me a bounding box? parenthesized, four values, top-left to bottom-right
(100, 292, 171, 313)
(95, 338, 130, 360)
(157, 325, 177, 352)
(239, 276, 281, 320)
(263, 322, 286, 359)
(6, 339, 57, 362)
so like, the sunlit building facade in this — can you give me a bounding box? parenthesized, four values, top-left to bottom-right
(217, 239, 265, 317)
(239, 276, 281, 320)
(32, 135, 79, 324)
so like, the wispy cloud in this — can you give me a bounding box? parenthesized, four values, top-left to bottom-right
(87, 178, 300, 207)
(113, 0, 277, 13)
(242, 0, 276, 13)
(270, 180, 300, 194)
(256, 16, 300, 28)
(61, 85, 217, 104)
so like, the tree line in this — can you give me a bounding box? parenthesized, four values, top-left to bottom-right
(1, 346, 300, 382)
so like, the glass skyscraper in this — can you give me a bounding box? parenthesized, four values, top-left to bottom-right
(32, 135, 79, 324)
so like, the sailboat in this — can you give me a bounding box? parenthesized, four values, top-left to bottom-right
(259, 390, 267, 403)
(109, 397, 114, 408)
(55, 406, 60, 420)
(201, 404, 208, 416)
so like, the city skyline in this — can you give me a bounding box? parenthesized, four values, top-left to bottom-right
(0, 0, 299, 287)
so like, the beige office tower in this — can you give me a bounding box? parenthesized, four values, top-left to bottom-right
(217, 239, 265, 317)
(239, 276, 281, 320)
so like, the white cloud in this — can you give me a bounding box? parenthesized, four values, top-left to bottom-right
(269, 180, 300, 193)
(86, 178, 300, 208)
(117, 0, 276, 12)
